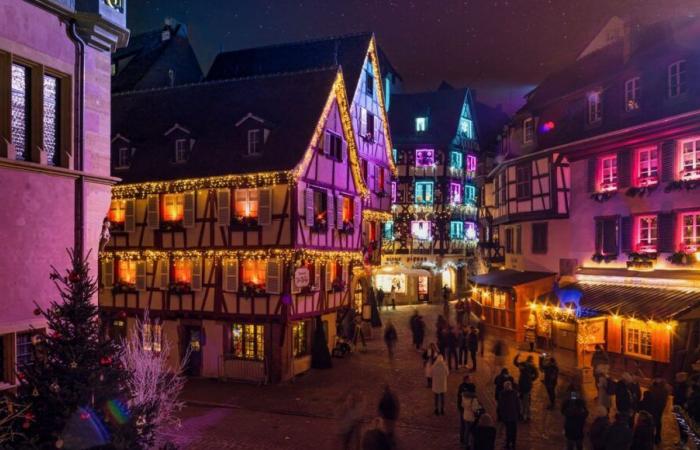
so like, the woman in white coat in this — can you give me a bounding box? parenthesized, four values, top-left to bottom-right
(431, 354, 449, 416)
(423, 343, 438, 388)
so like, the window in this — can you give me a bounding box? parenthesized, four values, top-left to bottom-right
(365, 70, 374, 97)
(532, 222, 548, 254)
(493, 291, 507, 309)
(415, 117, 427, 132)
(516, 164, 531, 199)
(143, 321, 162, 353)
(464, 185, 476, 204)
(496, 172, 507, 206)
(466, 155, 477, 173)
(465, 222, 477, 240)
(450, 221, 464, 239)
(118, 260, 137, 285)
(341, 196, 353, 225)
(392, 148, 398, 163)
(383, 221, 394, 240)
(415, 181, 434, 205)
(587, 90, 602, 124)
(391, 182, 397, 203)
(637, 147, 658, 184)
(242, 259, 266, 289)
(523, 118, 534, 143)
(505, 228, 514, 253)
(326, 132, 343, 161)
(313, 189, 328, 227)
(450, 151, 463, 170)
(411, 221, 432, 241)
(681, 212, 700, 251)
(625, 77, 640, 111)
(16, 333, 34, 370)
(595, 217, 619, 256)
(460, 118, 474, 139)
(636, 216, 657, 253)
(292, 321, 309, 357)
(366, 112, 375, 140)
(175, 139, 188, 163)
(231, 324, 264, 360)
(234, 189, 259, 220)
(668, 60, 687, 98)
(377, 167, 385, 193)
(162, 193, 184, 222)
(117, 147, 130, 168)
(11, 64, 30, 161)
(681, 139, 700, 179)
(43, 75, 60, 166)
(248, 129, 261, 155)
(109, 200, 126, 223)
(625, 322, 651, 358)
(516, 225, 522, 254)
(450, 182, 462, 204)
(600, 155, 617, 191)
(415, 148, 434, 167)
(173, 259, 193, 284)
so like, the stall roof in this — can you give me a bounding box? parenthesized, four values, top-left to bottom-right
(468, 270, 555, 288)
(376, 267, 432, 277)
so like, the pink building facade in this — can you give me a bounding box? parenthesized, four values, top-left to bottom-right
(0, 0, 128, 388)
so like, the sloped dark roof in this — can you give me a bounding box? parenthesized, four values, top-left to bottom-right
(474, 102, 509, 152)
(468, 269, 556, 288)
(389, 88, 469, 147)
(206, 32, 392, 98)
(111, 68, 338, 183)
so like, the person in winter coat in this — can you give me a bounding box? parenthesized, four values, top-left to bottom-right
(461, 391, 482, 448)
(561, 396, 589, 450)
(472, 412, 496, 450)
(494, 368, 515, 402)
(457, 375, 477, 445)
(497, 381, 520, 449)
(673, 372, 689, 447)
(604, 413, 633, 450)
(415, 315, 426, 350)
(377, 385, 399, 441)
(591, 344, 610, 381)
(383, 321, 397, 360)
(458, 327, 469, 368)
(437, 326, 448, 356)
(423, 343, 438, 388)
(446, 326, 459, 371)
(597, 375, 613, 412)
(588, 406, 610, 450)
(431, 354, 449, 415)
(616, 373, 634, 417)
(467, 327, 479, 371)
(646, 378, 669, 445)
(541, 356, 559, 409)
(455, 299, 466, 327)
(513, 353, 539, 421)
(631, 410, 655, 450)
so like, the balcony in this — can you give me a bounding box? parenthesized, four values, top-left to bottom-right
(637, 176, 658, 187)
(409, 165, 436, 177)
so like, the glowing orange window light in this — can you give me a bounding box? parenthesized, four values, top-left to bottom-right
(118, 260, 137, 284)
(173, 259, 192, 284)
(109, 200, 126, 223)
(242, 259, 266, 287)
(235, 189, 259, 219)
(342, 197, 353, 222)
(162, 194, 184, 221)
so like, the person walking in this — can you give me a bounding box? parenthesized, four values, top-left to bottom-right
(497, 381, 520, 450)
(541, 355, 559, 410)
(616, 373, 634, 420)
(472, 413, 496, 450)
(494, 368, 515, 402)
(455, 299, 466, 327)
(338, 392, 366, 450)
(561, 395, 589, 450)
(423, 343, 438, 388)
(377, 287, 385, 312)
(457, 374, 477, 445)
(460, 391, 482, 449)
(513, 353, 539, 421)
(467, 326, 479, 372)
(604, 412, 633, 450)
(442, 285, 451, 319)
(377, 385, 399, 442)
(390, 285, 396, 310)
(588, 406, 610, 450)
(673, 372, 689, 448)
(437, 323, 448, 356)
(383, 321, 397, 360)
(431, 354, 449, 416)
(631, 410, 655, 450)
(415, 314, 425, 350)
(446, 326, 459, 371)
(597, 374, 613, 413)
(409, 310, 420, 350)
(591, 344, 610, 381)
(524, 321, 536, 352)
(645, 378, 669, 445)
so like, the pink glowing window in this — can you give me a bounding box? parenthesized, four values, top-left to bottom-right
(391, 182, 397, 203)
(415, 148, 434, 167)
(411, 220, 432, 241)
(636, 215, 657, 253)
(681, 139, 700, 180)
(466, 155, 477, 173)
(450, 183, 462, 204)
(681, 212, 700, 251)
(637, 148, 658, 185)
(600, 155, 617, 191)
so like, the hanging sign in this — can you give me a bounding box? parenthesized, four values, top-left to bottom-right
(294, 267, 310, 288)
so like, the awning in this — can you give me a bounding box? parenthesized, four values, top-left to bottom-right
(468, 269, 556, 288)
(375, 266, 432, 277)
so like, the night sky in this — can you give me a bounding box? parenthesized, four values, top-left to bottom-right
(128, 0, 700, 113)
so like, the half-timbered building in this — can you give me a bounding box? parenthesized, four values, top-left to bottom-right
(102, 68, 369, 383)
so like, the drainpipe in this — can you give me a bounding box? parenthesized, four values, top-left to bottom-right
(68, 21, 86, 256)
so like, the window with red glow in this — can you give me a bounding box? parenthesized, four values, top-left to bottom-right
(329, 261, 341, 282)
(173, 259, 192, 284)
(681, 139, 700, 178)
(368, 222, 377, 242)
(681, 212, 700, 251)
(636, 216, 657, 252)
(109, 200, 126, 223)
(377, 168, 385, 192)
(118, 260, 137, 284)
(637, 148, 658, 183)
(341, 196, 353, 223)
(391, 182, 397, 202)
(600, 156, 617, 189)
(234, 189, 259, 219)
(242, 260, 266, 288)
(162, 194, 184, 221)
(415, 149, 434, 167)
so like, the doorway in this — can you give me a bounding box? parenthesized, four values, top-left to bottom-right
(183, 325, 203, 376)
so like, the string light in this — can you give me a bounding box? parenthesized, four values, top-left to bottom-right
(368, 37, 397, 176)
(362, 210, 393, 222)
(100, 248, 363, 265)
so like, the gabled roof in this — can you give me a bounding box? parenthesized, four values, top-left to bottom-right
(111, 68, 338, 183)
(469, 269, 556, 288)
(389, 87, 471, 148)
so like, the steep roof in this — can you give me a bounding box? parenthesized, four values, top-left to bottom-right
(389, 88, 470, 148)
(474, 102, 509, 153)
(111, 68, 338, 183)
(469, 269, 556, 288)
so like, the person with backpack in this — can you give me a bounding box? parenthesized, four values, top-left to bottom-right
(561, 394, 589, 450)
(513, 353, 538, 421)
(497, 381, 520, 450)
(460, 390, 482, 449)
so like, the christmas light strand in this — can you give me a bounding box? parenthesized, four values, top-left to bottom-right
(362, 210, 393, 222)
(100, 248, 363, 264)
(368, 37, 397, 176)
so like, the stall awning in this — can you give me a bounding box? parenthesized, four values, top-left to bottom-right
(469, 269, 556, 288)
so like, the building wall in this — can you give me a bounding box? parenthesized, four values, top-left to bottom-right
(502, 219, 571, 274)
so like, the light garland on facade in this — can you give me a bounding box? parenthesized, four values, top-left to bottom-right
(368, 37, 397, 176)
(362, 210, 393, 222)
(100, 248, 363, 264)
(527, 301, 677, 330)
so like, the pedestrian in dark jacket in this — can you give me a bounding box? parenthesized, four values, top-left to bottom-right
(376, 288, 385, 311)
(377, 385, 399, 440)
(458, 327, 468, 368)
(414, 315, 425, 350)
(494, 368, 515, 402)
(631, 410, 655, 450)
(646, 378, 669, 445)
(591, 344, 609, 380)
(561, 396, 589, 450)
(673, 372, 689, 447)
(513, 353, 538, 421)
(477, 320, 485, 357)
(409, 310, 422, 350)
(446, 326, 459, 370)
(457, 374, 477, 442)
(473, 412, 496, 450)
(437, 324, 448, 356)
(467, 326, 479, 371)
(383, 321, 397, 360)
(497, 381, 519, 450)
(588, 406, 610, 450)
(542, 356, 559, 409)
(616, 373, 634, 416)
(604, 413, 633, 450)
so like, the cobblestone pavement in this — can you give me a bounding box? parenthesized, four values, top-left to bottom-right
(168, 304, 680, 449)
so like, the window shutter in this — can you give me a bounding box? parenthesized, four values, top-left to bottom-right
(147, 194, 160, 229)
(136, 261, 147, 291)
(341, 140, 348, 162)
(587, 157, 597, 193)
(266, 259, 281, 294)
(603, 219, 618, 255)
(327, 192, 335, 229)
(360, 108, 368, 135)
(661, 140, 676, 182)
(374, 116, 381, 140)
(159, 259, 170, 289)
(617, 149, 631, 188)
(323, 131, 331, 155)
(191, 258, 203, 291)
(354, 197, 362, 228)
(259, 188, 272, 225)
(183, 191, 195, 228)
(336, 195, 344, 229)
(224, 259, 238, 292)
(651, 327, 671, 363)
(314, 261, 321, 290)
(102, 259, 114, 287)
(217, 189, 231, 226)
(305, 189, 315, 227)
(606, 318, 622, 353)
(658, 212, 676, 253)
(124, 199, 136, 232)
(325, 261, 333, 291)
(620, 216, 632, 253)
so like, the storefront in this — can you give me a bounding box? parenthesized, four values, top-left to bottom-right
(374, 266, 433, 305)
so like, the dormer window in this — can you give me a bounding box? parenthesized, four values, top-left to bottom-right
(668, 60, 687, 98)
(587, 90, 602, 124)
(365, 70, 374, 98)
(460, 118, 474, 139)
(523, 118, 534, 144)
(625, 77, 640, 111)
(117, 147, 130, 168)
(248, 129, 262, 155)
(174, 139, 188, 163)
(415, 117, 427, 132)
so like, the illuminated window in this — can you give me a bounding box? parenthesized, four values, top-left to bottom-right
(465, 222, 477, 240)
(174, 139, 188, 163)
(411, 220, 432, 241)
(668, 60, 687, 98)
(173, 259, 192, 284)
(313, 189, 328, 227)
(341, 196, 353, 224)
(636, 216, 657, 252)
(16, 332, 34, 370)
(460, 118, 474, 139)
(637, 147, 658, 183)
(109, 200, 126, 223)
(415, 181, 434, 205)
(600, 155, 617, 190)
(587, 90, 602, 124)
(625, 77, 640, 111)
(162, 193, 184, 222)
(235, 189, 259, 220)
(450, 221, 464, 239)
(391, 182, 397, 203)
(11, 64, 30, 161)
(464, 185, 476, 203)
(450, 182, 462, 204)
(325, 132, 343, 161)
(232, 324, 264, 360)
(118, 260, 137, 285)
(143, 321, 162, 353)
(493, 291, 507, 309)
(450, 151, 463, 170)
(681, 212, 700, 251)
(681, 139, 700, 178)
(248, 129, 262, 155)
(466, 155, 477, 173)
(415, 117, 427, 132)
(292, 321, 309, 357)
(383, 221, 394, 240)
(523, 118, 534, 143)
(625, 322, 651, 358)
(377, 167, 385, 192)
(365, 69, 374, 97)
(117, 147, 130, 168)
(415, 148, 434, 167)
(242, 259, 266, 289)
(392, 148, 398, 164)
(43, 75, 60, 166)
(516, 164, 531, 199)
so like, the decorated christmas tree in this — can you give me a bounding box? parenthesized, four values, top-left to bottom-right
(16, 249, 134, 448)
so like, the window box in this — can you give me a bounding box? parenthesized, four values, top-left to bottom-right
(311, 219, 328, 233)
(667, 251, 698, 266)
(160, 220, 184, 232)
(626, 252, 656, 271)
(112, 280, 136, 294)
(169, 281, 192, 295)
(590, 191, 616, 203)
(591, 253, 617, 263)
(243, 282, 266, 297)
(600, 182, 617, 193)
(338, 221, 354, 234)
(637, 176, 658, 187)
(681, 168, 700, 181)
(231, 216, 260, 230)
(331, 279, 346, 293)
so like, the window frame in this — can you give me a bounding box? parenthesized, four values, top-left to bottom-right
(241, 259, 267, 290)
(595, 216, 619, 256)
(117, 146, 130, 168)
(625, 321, 652, 359)
(531, 222, 548, 254)
(292, 321, 310, 358)
(247, 129, 262, 155)
(681, 138, 700, 179)
(365, 70, 374, 98)
(415, 148, 434, 167)
(16, 332, 34, 371)
(162, 193, 185, 222)
(587, 90, 603, 124)
(234, 188, 260, 221)
(450, 151, 463, 170)
(681, 212, 700, 251)
(414, 181, 434, 205)
(410, 220, 432, 241)
(231, 323, 265, 361)
(450, 221, 464, 240)
(668, 60, 687, 98)
(523, 117, 534, 144)
(174, 138, 188, 163)
(636, 147, 658, 185)
(600, 155, 618, 191)
(415, 117, 427, 133)
(624, 77, 640, 111)
(515, 164, 531, 200)
(636, 215, 657, 253)
(449, 182, 462, 205)
(460, 118, 474, 139)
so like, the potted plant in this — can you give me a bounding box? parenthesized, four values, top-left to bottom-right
(169, 281, 191, 295)
(112, 280, 136, 294)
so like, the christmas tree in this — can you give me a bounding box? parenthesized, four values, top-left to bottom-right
(16, 249, 134, 448)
